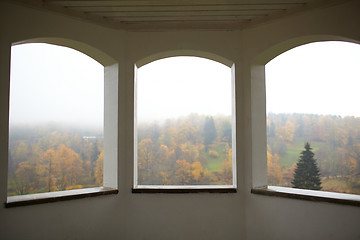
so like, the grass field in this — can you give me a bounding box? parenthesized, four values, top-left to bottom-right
(322, 178, 360, 194)
(277, 140, 326, 168)
(200, 143, 228, 172)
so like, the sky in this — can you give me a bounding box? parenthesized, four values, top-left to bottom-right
(266, 41, 360, 117)
(9, 41, 360, 129)
(9, 43, 104, 128)
(137, 56, 232, 122)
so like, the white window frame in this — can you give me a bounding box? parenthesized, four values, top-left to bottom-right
(133, 54, 237, 191)
(6, 39, 118, 207)
(250, 38, 360, 206)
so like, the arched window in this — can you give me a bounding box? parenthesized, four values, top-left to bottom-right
(7, 42, 118, 205)
(134, 56, 236, 190)
(266, 41, 360, 195)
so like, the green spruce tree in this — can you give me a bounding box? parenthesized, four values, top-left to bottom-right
(291, 142, 322, 190)
(203, 116, 217, 150)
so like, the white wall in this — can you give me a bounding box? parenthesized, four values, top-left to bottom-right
(0, 2, 245, 240)
(0, 3, 126, 240)
(0, 1, 359, 240)
(243, 1, 360, 239)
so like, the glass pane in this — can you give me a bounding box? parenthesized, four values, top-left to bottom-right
(136, 56, 234, 186)
(266, 41, 360, 194)
(8, 43, 104, 196)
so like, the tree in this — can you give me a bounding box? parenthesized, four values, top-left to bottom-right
(38, 149, 56, 192)
(55, 145, 83, 190)
(191, 161, 204, 182)
(220, 145, 233, 185)
(137, 138, 154, 184)
(15, 161, 38, 195)
(174, 160, 192, 184)
(91, 140, 101, 163)
(276, 120, 295, 143)
(292, 143, 322, 190)
(203, 116, 217, 149)
(95, 150, 104, 186)
(13, 141, 29, 165)
(267, 150, 282, 185)
(218, 117, 232, 144)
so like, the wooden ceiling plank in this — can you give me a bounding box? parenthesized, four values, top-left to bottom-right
(8, 0, 130, 29)
(89, 9, 277, 17)
(10, 0, 351, 31)
(107, 14, 256, 22)
(48, 0, 307, 8)
(66, 4, 294, 12)
(246, 0, 353, 29)
(121, 20, 246, 31)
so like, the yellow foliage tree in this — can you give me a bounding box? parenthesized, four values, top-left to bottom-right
(191, 161, 203, 182)
(15, 161, 37, 195)
(276, 120, 295, 143)
(137, 138, 154, 183)
(95, 150, 104, 186)
(38, 149, 56, 192)
(267, 150, 283, 185)
(55, 145, 83, 190)
(175, 160, 192, 184)
(181, 143, 199, 163)
(220, 146, 232, 185)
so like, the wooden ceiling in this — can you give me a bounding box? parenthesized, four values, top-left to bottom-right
(9, 0, 349, 30)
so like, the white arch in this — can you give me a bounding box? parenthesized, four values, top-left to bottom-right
(250, 35, 360, 188)
(135, 49, 233, 68)
(13, 37, 117, 67)
(10, 37, 119, 190)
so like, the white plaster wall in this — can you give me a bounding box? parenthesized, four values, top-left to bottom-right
(243, 1, 360, 240)
(122, 30, 246, 240)
(0, 2, 246, 240)
(0, 1, 360, 240)
(0, 3, 126, 240)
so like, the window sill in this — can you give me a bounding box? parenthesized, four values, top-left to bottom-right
(5, 187, 118, 208)
(133, 185, 237, 193)
(251, 186, 360, 207)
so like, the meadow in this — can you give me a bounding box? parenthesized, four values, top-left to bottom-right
(267, 113, 360, 194)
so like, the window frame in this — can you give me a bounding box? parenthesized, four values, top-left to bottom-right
(133, 54, 237, 191)
(5, 39, 119, 207)
(250, 38, 360, 206)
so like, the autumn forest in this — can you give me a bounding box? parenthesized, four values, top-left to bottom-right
(268, 113, 360, 194)
(8, 111, 360, 196)
(7, 124, 104, 196)
(8, 114, 234, 196)
(137, 114, 233, 185)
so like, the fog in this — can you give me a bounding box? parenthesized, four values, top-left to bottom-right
(9, 43, 104, 128)
(266, 41, 360, 117)
(10, 41, 360, 130)
(137, 56, 232, 123)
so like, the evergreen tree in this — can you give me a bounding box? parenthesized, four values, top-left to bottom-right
(90, 140, 100, 163)
(291, 142, 322, 190)
(203, 116, 217, 149)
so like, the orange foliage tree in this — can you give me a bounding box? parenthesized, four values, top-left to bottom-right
(267, 149, 283, 185)
(175, 160, 192, 184)
(38, 149, 56, 192)
(95, 150, 104, 186)
(15, 161, 38, 195)
(55, 145, 83, 190)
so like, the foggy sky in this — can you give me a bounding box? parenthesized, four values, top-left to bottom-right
(137, 56, 232, 122)
(266, 41, 360, 117)
(9, 41, 360, 130)
(9, 43, 104, 128)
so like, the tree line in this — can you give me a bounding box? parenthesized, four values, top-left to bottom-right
(8, 114, 234, 196)
(267, 113, 360, 194)
(7, 125, 103, 196)
(137, 114, 233, 185)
